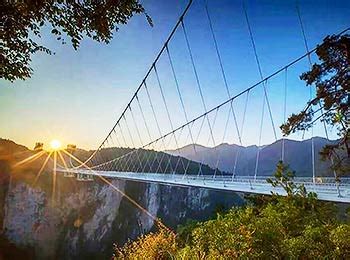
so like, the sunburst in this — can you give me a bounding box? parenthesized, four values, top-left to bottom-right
(50, 139, 62, 151)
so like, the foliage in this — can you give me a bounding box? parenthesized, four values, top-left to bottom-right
(176, 219, 200, 247)
(113, 226, 177, 260)
(1, 0, 152, 81)
(267, 161, 305, 197)
(281, 34, 350, 174)
(113, 163, 350, 259)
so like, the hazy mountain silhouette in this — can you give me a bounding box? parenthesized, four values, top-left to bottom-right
(166, 137, 338, 177)
(0, 138, 221, 176)
(0, 138, 28, 155)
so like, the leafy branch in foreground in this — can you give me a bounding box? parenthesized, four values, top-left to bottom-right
(266, 161, 317, 201)
(1, 0, 152, 81)
(267, 161, 305, 196)
(281, 34, 350, 174)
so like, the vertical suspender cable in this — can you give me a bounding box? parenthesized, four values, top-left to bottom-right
(109, 131, 121, 170)
(254, 80, 267, 180)
(123, 114, 143, 172)
(194, 115, 209, 177)
(172, 126, 186, 173)
(144, 81, 173, 173)
(296, 2, 315, 183)
(214, 104, 232, 178)
(296, 1, 339, 189)
(296, 1, 316, 184)
(205, 0, 244, 178)
(243, 1, 277, 141)
(181, 19, 219, 178)
(166, 45, 201, 173)
(154, 65, 186, 173)
(181, 20, 217, 148)
(204, 0, 242, 144)
(135, 95, 155, 172)
(282, 68, 288, 162)
(243, 1, 277, 180)
(232, 90, 250, 179)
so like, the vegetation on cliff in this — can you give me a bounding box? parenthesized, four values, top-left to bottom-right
(113, 162, 350, 259)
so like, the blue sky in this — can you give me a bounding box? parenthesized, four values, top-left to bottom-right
(1, 0, 349, 150)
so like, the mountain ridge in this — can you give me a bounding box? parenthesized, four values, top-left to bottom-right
(166, 137, 338, 177)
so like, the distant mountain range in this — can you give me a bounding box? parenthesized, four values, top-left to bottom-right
(0, 137, 341, 178)
(166, 137, 339, 177)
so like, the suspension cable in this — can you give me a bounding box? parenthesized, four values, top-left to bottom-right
(83, 27, 350, 172)
(181, 19, 217, 150)
(123, 114, 143, 171)
(81, 0, 194, 167)
(144, 81, 173, 173)
(181, 18, 219, 177)
(282, 68, 288, 162)
(154, 65, 186, 172)
(297, 3, 339, 188)
(193, 115, 208, 177)
(166, 45, 199, 166)
(204, 0, 242, 145)
(254, 80, 267, 180)
(243, 0, 278, 141)
(296, 1, 317, 183)
(214, 103, 232, 177)
(232, 90, 250, 178)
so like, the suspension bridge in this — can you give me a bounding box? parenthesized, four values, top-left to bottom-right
(59, 0, 350, 203)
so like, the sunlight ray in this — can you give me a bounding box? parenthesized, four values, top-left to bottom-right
(57, 151, 70, 172)
(58, 150, 78, 189)
(13, 151, 45, 168)
(52, 151, 57, 206)
(32, 151, 53, 186)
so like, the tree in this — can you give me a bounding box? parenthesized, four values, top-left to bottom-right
(34, 142, 44, 151)
(267, 161, 307, 197)
(1, 0, 152, 82)
(281, 34, 350, 174)
(113, 226, 178, 260)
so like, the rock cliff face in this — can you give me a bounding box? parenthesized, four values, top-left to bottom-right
(1, 174, 244, 259)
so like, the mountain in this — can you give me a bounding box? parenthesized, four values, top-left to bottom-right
(166, 137, 339, 177)
(0, 138, 28, 155)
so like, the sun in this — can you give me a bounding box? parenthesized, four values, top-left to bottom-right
(50, 139, 62, 150)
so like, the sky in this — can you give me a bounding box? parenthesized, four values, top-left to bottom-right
(1, 0, 349, 151)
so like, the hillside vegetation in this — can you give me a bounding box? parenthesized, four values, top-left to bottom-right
(113, 163, 350, 259)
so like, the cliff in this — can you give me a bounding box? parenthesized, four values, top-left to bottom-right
(0, 139, 244, 259)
